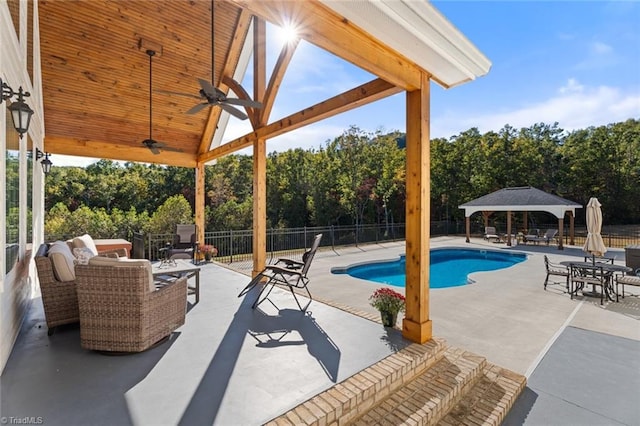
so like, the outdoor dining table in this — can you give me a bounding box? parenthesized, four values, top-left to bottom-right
(560, 260, 632, 302)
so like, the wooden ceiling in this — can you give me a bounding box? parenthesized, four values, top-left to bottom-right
(38, 0, 421, 167)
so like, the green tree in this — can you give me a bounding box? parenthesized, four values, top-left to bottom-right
(148, 195, 194, 234)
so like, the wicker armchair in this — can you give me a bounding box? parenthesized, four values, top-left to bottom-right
(75, 259, 187, 352)
(34, 243, 129, 335)
(34, 244, 80, 335)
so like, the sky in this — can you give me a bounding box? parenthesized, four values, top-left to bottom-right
(55, 0, 640, 167)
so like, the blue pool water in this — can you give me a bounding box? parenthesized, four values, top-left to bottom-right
(336, 248, 526, 289)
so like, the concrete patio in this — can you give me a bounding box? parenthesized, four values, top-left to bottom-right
(1, 236, 639, 424)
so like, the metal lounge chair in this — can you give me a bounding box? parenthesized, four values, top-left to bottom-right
(238, 234, 323, 312)
(483, 226, 500, 242)
(528, 229, 558, 245)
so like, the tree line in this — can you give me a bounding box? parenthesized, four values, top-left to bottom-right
(43, 119, 640, 239)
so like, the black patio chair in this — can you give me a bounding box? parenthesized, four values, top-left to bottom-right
(543, 255, 570, 291)
(238, 234, 323, 312)
(165, 224, 198, 261)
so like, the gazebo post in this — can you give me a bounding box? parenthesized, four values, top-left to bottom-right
(569, 211, 575, 245)
(506, 210, 512, 246)
(523, 211, 528, 233)
(557, 217, 564, 250)
(465, 216, 470, 243)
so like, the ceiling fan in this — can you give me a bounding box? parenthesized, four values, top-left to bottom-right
(157, 0, 262, 120)
(142, 49, 183, 155)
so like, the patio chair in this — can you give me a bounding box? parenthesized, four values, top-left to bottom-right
(528, 229, 558, 245)
(523, 229, 540, 244)
(570, 263, 611, 305)
(483, 226, 500, 242)
(238, 234, 323, 312)
(615, 272, 640, 299)
(75, 257, 187, 352)
(543, 255, 569, 291)
(161, 224, 198, 262)
(34, 242, 128, 335)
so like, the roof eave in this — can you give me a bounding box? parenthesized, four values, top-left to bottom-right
(320, 0, 491, 88)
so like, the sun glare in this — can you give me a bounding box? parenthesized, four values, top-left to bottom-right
(275, 22, 299, 46)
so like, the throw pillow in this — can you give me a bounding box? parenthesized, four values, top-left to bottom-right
(72, 234, 99, 256)
(48, 241, 77, 282)
(73, 247, 95, 265)
(88, 257, 155, 292)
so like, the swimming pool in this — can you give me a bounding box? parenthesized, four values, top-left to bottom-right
(333, 248, 527, 289)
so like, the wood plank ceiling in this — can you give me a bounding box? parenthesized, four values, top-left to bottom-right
(38, 0, 421, 168)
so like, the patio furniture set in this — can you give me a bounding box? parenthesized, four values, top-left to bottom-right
(34, 232, 198, 353)
(483, 227, 558, 246)
(544, 254, 640, 305)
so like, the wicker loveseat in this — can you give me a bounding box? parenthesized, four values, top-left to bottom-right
(75, 257, 187, 352)
(34, 241, 128, 335)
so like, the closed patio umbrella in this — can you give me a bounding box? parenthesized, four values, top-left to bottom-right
(583, 197, 607, 261)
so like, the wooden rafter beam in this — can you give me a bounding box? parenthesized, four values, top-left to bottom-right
(198, 78, 401, 163)
(223, 76, 260, 129)
(228, 0, 422, 90)
(260, 37, 299, 126)
(253, 17, 267, 125)
(45, 136, 196, 168)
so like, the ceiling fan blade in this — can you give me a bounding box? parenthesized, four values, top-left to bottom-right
(155, 89, 202, 100)
(197, 78, 217, 98)
(224, 97, 263, 109)
(142, 139, 161, 155)
(186, 103, 209, 115)
(220, 103, 249, 120)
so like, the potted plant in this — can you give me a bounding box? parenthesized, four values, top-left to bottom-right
(199, 244, 218, 261)
(369, 287, 405, 327)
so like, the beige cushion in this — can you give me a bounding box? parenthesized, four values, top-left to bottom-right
(88, 256, 155, 292)
(72, 234, 99, 256)
(48, 241, 77, 282)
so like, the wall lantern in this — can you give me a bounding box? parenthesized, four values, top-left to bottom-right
(1, 78, 34, 139)
(35, 148, 53, 174)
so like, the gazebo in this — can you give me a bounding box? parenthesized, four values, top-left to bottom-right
(459, 186, 582, 250)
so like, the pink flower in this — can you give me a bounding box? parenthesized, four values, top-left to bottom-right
(369, 287, 406, 313)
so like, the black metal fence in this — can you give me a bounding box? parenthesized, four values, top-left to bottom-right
(143, 223, 407, 264)
(47, 221, 639, 268)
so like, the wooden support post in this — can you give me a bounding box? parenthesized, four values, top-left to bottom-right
(465, 216, 470, 243)
(402, 73, 432, 344)
(557, 217, 564, 250)
(523, 211, 528, 234)
(252, 138, 267, 277)
(506, 210, 512, 246)
(195, 162, 205, 246)
(569, 211, 575, 245)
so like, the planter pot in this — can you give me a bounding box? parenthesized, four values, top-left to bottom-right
(380, 310, 398, 327)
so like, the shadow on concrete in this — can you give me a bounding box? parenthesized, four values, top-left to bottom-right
(248, 308, 341, 382)
(502, 386, 539, 426)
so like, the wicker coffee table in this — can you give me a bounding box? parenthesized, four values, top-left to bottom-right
(152, 259, 201, 304)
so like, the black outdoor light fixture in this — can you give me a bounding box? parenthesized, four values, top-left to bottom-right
(1, 78, 34, 139)
(35, 148, 52, 174)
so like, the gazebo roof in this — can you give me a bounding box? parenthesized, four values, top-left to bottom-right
(458, 186, 582, 219)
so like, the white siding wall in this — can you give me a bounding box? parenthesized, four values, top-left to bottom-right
(1, 0, 45, 374)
